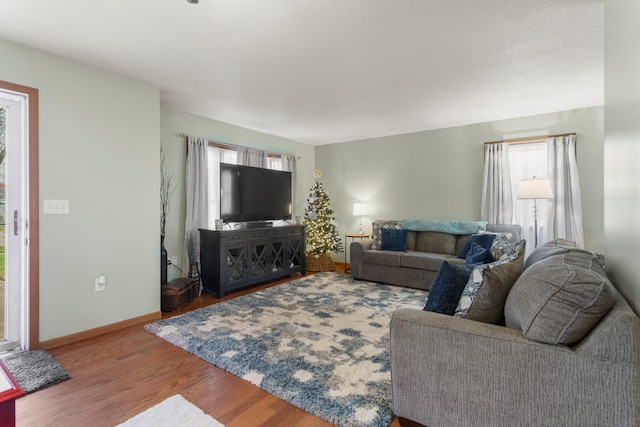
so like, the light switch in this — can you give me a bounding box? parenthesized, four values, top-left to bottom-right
(43, 199, 70, 214)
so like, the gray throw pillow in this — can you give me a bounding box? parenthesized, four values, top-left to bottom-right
(454, 240, 525, 323)
(505, 250, 617, 345)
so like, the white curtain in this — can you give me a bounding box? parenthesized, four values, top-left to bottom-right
(207, 146, 237, 227)
(237, 147, 268, 167)
(481, 143, 513, 224)
(547, 135, 584, 248)
(184, 137, 209, 273)
(281, 154, 297, 219)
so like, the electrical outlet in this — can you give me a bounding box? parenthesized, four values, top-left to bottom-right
(95, 274, 106, 292)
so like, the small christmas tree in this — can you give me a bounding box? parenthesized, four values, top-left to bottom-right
(304, 169, 343, 259)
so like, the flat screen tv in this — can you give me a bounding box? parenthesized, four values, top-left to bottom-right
(220, 163, 292, 223)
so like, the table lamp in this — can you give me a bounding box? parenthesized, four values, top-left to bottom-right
(353, 202, 368, 235)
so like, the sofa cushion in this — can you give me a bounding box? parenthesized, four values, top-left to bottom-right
(400, 251, 451, 271)
(362, 250, 403, 267)
(523, 238, 578, 270)
(414, 231, 458, 255)
(371, 220, 402, 250)
(455, 240, 526, 323)
(465, 243, 494, 265)
(505, 250, 616, 345)
(400, 251, 448, 271)
(424, 261, 473, 315)
(380, 228, 408, 251)
(458, 233, 496, 258)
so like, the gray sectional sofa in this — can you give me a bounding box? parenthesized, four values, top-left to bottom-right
(390, 240, 640, 427)
(350, 220, 521, 290)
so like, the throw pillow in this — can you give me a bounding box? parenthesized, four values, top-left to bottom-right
(465, 242, 494, 265)
(458, 233, 496, 259)
(424, 261, 474, 315)
(454, 239, 526, 323)
(371, 220, 402, 250)
(479, 230, 520, 260)
(504, 250, 617, 345)
(380, 228, 408, 251)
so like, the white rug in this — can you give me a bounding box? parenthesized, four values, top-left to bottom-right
(117, 394, 224, 427)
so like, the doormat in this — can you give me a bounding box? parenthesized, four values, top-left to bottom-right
(2, 349, 70, 393)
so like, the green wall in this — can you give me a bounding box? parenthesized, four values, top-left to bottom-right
(604, 0, 640, 314)
(316, 107, 604, 256)
(0, 38, 161, 341)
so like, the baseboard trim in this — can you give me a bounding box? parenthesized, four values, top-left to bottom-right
(39, 311, 162, 350)
(334, 261, 348, 271)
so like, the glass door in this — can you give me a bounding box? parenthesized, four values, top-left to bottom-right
(0, 90, 27, 352)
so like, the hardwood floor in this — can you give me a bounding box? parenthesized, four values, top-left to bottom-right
(15, 269, 405, 427)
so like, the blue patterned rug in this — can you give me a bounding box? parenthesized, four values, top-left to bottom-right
(145, 272, 426, 427)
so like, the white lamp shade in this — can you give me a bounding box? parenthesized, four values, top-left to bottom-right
(353, 202, 368, 216)
(517, 178, 553, 199)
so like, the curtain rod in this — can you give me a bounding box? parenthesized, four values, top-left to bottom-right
(180, 132, 287, 159)
(484, 132, 577, 145)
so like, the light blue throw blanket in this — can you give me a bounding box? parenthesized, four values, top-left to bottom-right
(398, 219, 487, 235)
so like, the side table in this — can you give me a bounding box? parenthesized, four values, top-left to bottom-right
(344, 232, 370, 274)
(0, 359, 24, 427)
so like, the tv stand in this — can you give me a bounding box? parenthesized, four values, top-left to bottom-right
(199, 225, 306, 297)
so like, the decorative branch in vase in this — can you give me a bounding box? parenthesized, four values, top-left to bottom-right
(160, 146, 175, 285)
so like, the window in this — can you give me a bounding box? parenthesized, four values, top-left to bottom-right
(508, 142, 551, 252)
(482, 134, 583, 254)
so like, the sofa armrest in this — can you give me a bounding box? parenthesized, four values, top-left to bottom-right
(350, 239, 373, 278)
(390, 308, 638, 427)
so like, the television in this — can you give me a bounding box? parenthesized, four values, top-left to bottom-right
(220, 163, 292, 223)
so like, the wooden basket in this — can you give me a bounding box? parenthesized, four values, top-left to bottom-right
(306, 253, 336, 272)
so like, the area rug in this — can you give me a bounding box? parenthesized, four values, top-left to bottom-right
(145, 272, 427, 427)
(117, 394, 224, 427)
(2, 349, 70, 393)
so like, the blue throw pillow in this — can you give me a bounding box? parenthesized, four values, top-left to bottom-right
(458, 233, 496, 258)
(465, 242, 495, 265)
(423, 261, 474, 315)
(380, 228, 408, 251)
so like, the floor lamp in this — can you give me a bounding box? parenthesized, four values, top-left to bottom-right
(517, 178, 553, 248)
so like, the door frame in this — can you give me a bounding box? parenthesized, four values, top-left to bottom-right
(0, 80, 39, 350)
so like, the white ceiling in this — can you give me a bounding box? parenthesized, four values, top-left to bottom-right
(0, 0, 603, 145)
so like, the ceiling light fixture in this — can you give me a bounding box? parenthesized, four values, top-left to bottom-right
(186, 0, 199, 3)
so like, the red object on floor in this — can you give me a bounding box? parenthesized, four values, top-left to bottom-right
(0, 359, 24, 427)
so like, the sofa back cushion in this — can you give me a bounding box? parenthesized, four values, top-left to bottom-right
(523, 238, 577, 270)
(411, 231, 458, 255)
(505, 250, 617, 345)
